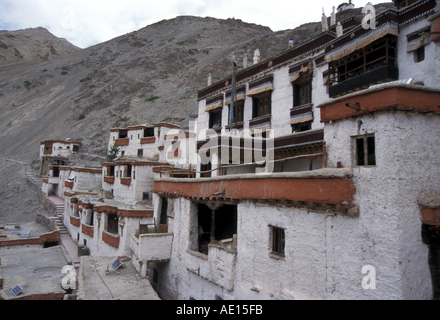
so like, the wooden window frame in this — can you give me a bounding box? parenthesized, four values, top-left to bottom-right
(252, 92, 272, 119)
(354, 134, 376, 167)
(209, 109, 222, 129)
(270, 225, 285, 257)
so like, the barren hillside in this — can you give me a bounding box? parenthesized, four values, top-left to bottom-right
(0, 27, 79, 66)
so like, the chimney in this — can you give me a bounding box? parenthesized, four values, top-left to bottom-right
(208, 72, 212, 86)
(243, 53, 248, 68)
(322, 9, 329, 32)
(288, 37, 294, 49)
(253, 48, 260, 64)
(331, 6, 336, 26)
(336, 22, 343, 37)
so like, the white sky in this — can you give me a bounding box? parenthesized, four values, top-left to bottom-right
(0, 0, 392, 49)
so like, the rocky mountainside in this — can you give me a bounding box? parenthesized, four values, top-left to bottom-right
(0, 3, 394, 168)
(0, 27, 80, 66)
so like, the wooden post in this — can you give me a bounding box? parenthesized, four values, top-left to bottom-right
(210, 209, 216, 242)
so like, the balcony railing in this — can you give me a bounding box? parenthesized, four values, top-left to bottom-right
(186, 243, 237, 291)
(102, 230, 119, 248)
(115, 138, 129, 146)
(130, 233, 173, 262)
(48, 176, 59, 185)
(140, 137, 156, 145)
(329, 64, 398, 98)
(120, 177, 131, 186)
(103, 176, 115, 184)
(81, 223, 94, 237)
(70, 216, 80, 227)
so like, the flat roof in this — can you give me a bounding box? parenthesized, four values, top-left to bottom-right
(0, 245, 68, 300)
(77, 256, 161, 300)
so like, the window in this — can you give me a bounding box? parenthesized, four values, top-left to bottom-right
(160, 198, 168, 225)
(414, 46, 425, 63)
(292, 121, 312, 133)
(200, 162, 212, 178)
(355, 134, 376, 166)
(124, 165, 132, 177)
(252, 92, 271, 118)
(209, 109, 222, 129)
(271, 226, 285, 256)
(118, 130, 128, 139)
(293, 80, 312, 107)
(196, 204, 237, 255)
(85, 210, 94, 226)
(137, 149, 143, 157)
(144, 127, 154, 137)
(107, 213, 118, 234)
(107, 166, 115, 176)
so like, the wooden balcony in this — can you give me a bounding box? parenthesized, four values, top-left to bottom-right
(115, 138, 129, 146)
(103, 176, 115, 184)
(141, 137, 156, 145)
(120, 177, 131, 186)
(329, 64, 398, 98)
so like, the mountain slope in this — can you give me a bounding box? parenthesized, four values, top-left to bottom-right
(0, 27, 80, 66)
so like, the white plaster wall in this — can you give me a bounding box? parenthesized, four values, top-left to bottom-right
(72, 170, 102, 192)
(312, 63, 328, 128)
(132, 165, 154, 202)
(325, 111, 440, 299)
(271, 68, 293, 138)
(51, 142, 72, 158)
(398, 19, 439, 88)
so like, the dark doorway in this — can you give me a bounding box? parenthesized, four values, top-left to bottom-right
(422, 224, 440, 299)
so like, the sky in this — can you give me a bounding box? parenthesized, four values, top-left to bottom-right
(0, 0, 392, 49)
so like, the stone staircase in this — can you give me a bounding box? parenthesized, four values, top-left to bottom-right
(51, 202, 68, 235)
(24, 164, 68, 234)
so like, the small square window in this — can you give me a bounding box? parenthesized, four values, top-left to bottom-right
(271, 226, 285, 256)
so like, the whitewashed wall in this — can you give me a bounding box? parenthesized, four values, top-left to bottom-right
(398, 19, 439, 88)
(325, 111, 440, 299)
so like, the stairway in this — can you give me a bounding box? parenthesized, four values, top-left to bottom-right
(24, 164, 68, 234)
(51, 202, 68, 235)
(24, 164, 43, 189)
(25, 163, 80, 268)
